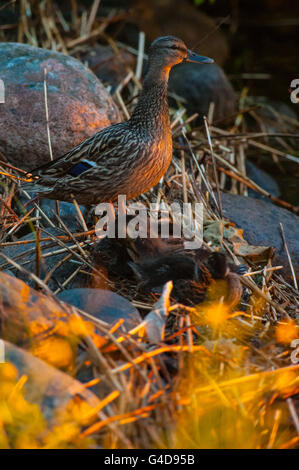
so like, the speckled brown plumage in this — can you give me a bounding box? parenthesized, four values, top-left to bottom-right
(24, 36, 213, 205)
(129, 251, 244, 307)
(92, 219, 244, 307)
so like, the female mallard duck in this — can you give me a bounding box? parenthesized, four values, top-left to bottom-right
(25, 36, 213, 205)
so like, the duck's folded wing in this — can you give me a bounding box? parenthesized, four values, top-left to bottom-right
(27, 123, 128, 183)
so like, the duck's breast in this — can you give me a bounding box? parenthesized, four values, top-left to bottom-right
(125, 130, 173, 198)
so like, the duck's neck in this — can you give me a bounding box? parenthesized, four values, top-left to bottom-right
(130, 66, 170, 133)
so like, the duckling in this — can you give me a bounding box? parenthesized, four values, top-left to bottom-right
(129, 251, 243, 307)
(24, 36, 213, 205)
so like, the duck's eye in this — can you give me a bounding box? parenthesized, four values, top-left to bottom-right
(169, 45, 186, 52)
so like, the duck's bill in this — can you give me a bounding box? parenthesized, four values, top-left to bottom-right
(186, 49, 214, 64)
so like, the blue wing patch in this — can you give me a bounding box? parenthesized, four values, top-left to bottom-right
(68, 160, 96, 177)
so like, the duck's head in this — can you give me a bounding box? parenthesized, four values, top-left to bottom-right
(149, 36, 214, 70)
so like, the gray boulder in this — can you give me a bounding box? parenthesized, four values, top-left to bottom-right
(58, 288, 141, 330)
(0, 42, 120, 170)
(169, 63, 236, 122)
(246, 160, 280, 200)
(221, 192, 299, 279)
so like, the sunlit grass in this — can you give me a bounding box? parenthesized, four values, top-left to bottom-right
(0, 362, 96, 449)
